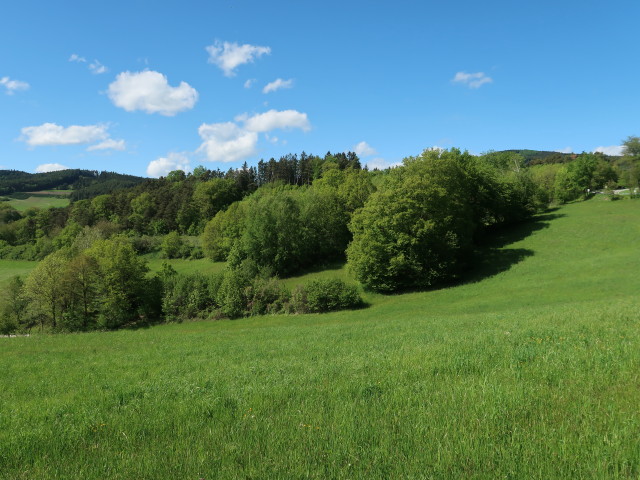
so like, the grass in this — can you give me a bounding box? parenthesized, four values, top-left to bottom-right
(4, 191, 70, 212)
(2, 198, 640, 478)
(146, 257, 226, 276)
(0, 260, 37, 298)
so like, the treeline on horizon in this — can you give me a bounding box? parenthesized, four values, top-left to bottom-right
(1, 138, 639, 334)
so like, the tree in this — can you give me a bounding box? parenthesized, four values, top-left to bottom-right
(0, 276, 28, 334)
(622, 136, 640, 157)
(86, 236, 150, 328)
(241, 190, 305, 275)
(25, 250, 69, 330)
(347, 148, 475, 292)
(201, 201, 247, 261)
(161, 231, 184, 259)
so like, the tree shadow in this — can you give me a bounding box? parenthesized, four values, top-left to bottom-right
(461, 212, 565, 284)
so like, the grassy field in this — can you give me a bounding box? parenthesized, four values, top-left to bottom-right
(2, 198, 640, 478)
(4, 191, 71, 212)
(0, 260, 37, 299)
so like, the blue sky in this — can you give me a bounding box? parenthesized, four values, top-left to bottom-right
(1, 0, 638, 177)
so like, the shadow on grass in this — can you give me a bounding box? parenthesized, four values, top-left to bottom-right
(462, 212, 565, 284)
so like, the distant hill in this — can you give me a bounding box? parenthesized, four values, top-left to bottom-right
(500, 149, 621, 166)
(0, 169, 145, 200)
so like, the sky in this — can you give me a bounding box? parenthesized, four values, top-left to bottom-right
(1, 0, 639, 177)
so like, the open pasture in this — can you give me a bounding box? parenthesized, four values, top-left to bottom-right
(2, 199, 640, 478)
(4, 191, 71, 212)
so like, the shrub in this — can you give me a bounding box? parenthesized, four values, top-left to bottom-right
(298, 278, 363, 313)
(245, 276, 289, 316)
(162, 272, 218, 321)
(161, 231, 184, 259)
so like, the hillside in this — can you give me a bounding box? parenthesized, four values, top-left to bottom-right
(0, 169, 145, 199)
(2, 198, 639, 478)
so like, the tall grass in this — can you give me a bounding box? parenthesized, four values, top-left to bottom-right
(1, 198, 640, 478)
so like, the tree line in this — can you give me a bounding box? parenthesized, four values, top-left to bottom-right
(1, 138, 639, 333)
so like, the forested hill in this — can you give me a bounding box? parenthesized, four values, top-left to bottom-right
(0, 169, 145, 198)
(500, 149, 620, 166)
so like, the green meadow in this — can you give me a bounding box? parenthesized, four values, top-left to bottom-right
(2, 198, 640, 478)
(4, 191, 71, 212)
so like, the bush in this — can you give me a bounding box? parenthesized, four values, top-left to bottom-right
(287, 278, 362, 314)
(161, 231, 184, 259)
(162, 272, 219, 321)
(245, 276, 289, 316)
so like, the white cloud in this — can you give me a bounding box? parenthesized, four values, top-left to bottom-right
(594, 145, 624, 156)
(265, 133, 279, 144)
(263, 78, 294, 94)
(352, 141, 377, 157)
(147, 152, 191, 178)
(20, 123, 108, 146)
(244, 79, 255, 89)
(89, 60, 108, 74)
(35, 163, 70, 173)
(108, 70, 198, 116)
(87, 138, 126, 151)
(556, 147, 573, 154)
(69, 54, 86, 63)
(243, 109, 310, 132)
(197, 109, 311, 163)
(452, 71, 493, 89)
(0, 77, 30, 95)
(206, 40, 271, 77)
(198, 122, 258, 163)
(366, 158, 401, 170)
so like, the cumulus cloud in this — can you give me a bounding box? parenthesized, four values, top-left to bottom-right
(263, 78, 294, 93)
(21, 123, 108, 146)
(35, 163, 70, 173)
(594, 145, 624, 156)
(69, 54, 86, 63)
(87, 138, 126, 151)
(352, 141, 377, 157)
(197, 109, 311, 163)
(147, 152, 191, 178)
(206, 40, 271, 77)
(243, 109, 310, 132)
(244, 79, 255, 89)
(1, 76, 30, 95)
(198, 122, 259, 163)
(452, 71, 493, 89)
(108, 70, 198, 116)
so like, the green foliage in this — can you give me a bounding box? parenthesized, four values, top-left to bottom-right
(0, 276, 27, 334)
(160, 231, 184, 259)
(241, 190, 306, 275)
(299, 278, 362, 313)
(348, 149, 476, 292)
(622, 135, 640, 157)
(161, 271, 221, 321)
(86, 236, 153, 329)
(193, 177, 242, 221)
(201, 201, 247, 261)
(4, 201, 640, 479)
